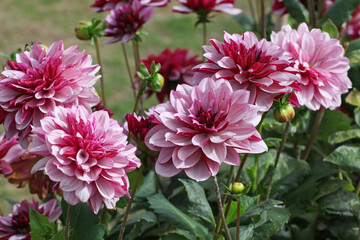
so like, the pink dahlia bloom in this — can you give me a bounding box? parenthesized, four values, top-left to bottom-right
(173, 0, 242, 15)
(145, 78, 267, 181)
(0, 198, 61, 240)
(104, 0, 153, 43)
(91, 0, 168, 12)
(125, 113, 156, 143)
(271, 23, 352, 110)
(0, 41, 101, 148)
(30, 106, 141, 214)
(192, 31, 299, 111)
(0, 134, 25, 176)
(346, 6, 360, 40)
(141, 48, 202, 102)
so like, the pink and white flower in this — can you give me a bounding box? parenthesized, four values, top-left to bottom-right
(104, 0, 154, 43)
(30, 106, 141, 214)
(192, 31, 299, 111)
(0, 199, 61, 240)
(271, 23, 352, 110)
(145, 78, 267, 181)
(0, 134, 25, 176)
(91, 0, 169, 12)
(173, 0, 242, 15)
(0, 41, 101, 148)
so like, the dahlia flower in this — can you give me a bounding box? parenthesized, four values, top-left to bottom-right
(125, 113, 156, 143)
(91, 0, 168, 12)
(271, 23, 352, 110)
(30, 106, 141, 214)
(141, 48, 202, 102)
(145, 78, 267, 181)
(0, 41, 101, 148)
(0, 198, 61, 240)
(173, 0, 242, 16)
(104, 0, 153, 43)
(192, 31, 299, 111)
(0, 134, 25, 176)
(346, 6, 360, 40)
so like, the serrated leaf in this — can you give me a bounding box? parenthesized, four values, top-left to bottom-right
(136, 171, 157, 198)
(318, 188, 360, 217)
(240, 199, 283, 225)
(324, 145, 360, 171)
(319, 0, 360, 27)
(179, 179, 215, 226)
(147, 194, 208, 238)
(226, 195, 259, 224)
(283, 0, 309, 23)
(321, 19, 339, 38)
(312, 178, 350, 201)
(50, 230, 65, 240)
(229, 224, 255, 240)
(328, 129, 360, 144)
(61, 201, 105, 240)
(29, 207, 55, 240)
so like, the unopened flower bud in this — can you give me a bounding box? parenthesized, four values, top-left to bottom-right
(273, 103, 295, 123)
(232, 182, 245, 194)
(148, 73, 164, 92)
(75, 21, 92, 40)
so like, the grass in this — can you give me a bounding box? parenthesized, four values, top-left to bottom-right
(0, 0, 254, 214)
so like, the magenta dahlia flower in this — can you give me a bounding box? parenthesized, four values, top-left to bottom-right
(104, 0, 153, 43)
(173, 0, 242, 16)
(91, 0, 168, 12)
(0, 198, 61, 240)
(0, 41, 101, 148)
(192, 31, 299, 111)
(30, 106, 141, 214)
(271, 23, 352, 110)
(141, 48, 202, 102)
(346, 6, 360, 40)
(0, 134, 25, 176)
(145, 78, 267, 181)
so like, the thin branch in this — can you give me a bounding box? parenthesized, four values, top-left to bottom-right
(93, 36, 106, 107)
(121, 43, 136, 99)
(65, 205, 72, 240)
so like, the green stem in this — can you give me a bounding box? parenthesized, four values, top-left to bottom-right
(307, 0, 316, 28)
(203, 21, 207, 47)
(248, 0, 257, 25)
(301, 107, 325, 161)
(0, 205, 4, 216)
(213, 176, 232, 240)
(355, 177, 360, 196)
(236, 196, 241, 240)
(118, 164, 144, 240)
(93, 36, 106, 107)
(121, 43, 136, 100)
(132, 81, 145, 114)
(65, 205, 72, 240)
(132, 41, 141, 72)
(260, 0, 266, 39)
(265, 121, 290, 200)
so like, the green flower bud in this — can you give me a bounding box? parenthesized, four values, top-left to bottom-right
(232, 182, 245, 194)
(75, 21, 92, 40)
(273, 103, 295, 123)
(147, 73, 164, 92)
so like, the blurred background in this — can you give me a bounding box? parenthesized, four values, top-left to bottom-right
(0, 0, 258, 214)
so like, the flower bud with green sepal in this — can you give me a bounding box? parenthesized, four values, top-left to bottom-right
(273, 94, 295, 123)
(137, 61, 164, 93)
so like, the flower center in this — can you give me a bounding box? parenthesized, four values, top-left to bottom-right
(11, 212, 31, 234)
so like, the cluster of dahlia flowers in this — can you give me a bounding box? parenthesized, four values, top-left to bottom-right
(0, 41, 141, 215)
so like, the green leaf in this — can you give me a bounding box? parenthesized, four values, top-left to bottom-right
(140, 64, 150, 77)
(136, 71, 145, 80)
(345, 89, 360, 107)
(328, 129, 360, 144)
(321, 19, 339, 39)
(150, 61, 156, 75)
(346, 38, 360, 56)
(229, 224, 255, 240)
(163, 229, 197, 240)
(240, 199, 283, 225)
(316, 109, 351, 142)
(272, 168, 310, 199)
(324, 145, 360, 171)
(154, 63, 161, 73)
(147, 194, 208, 238)
(349, 50, 360, 68)
(312, 178, 351, 201)
(50, 230, 65, 240)
(29, 207, 55, 240)
(326, 216, 359, 240)
(320, 0, 360, 27)
(61, 201, 105, 240)
(226, 195, 260, 224)
(283, 0, 309, 23)
(318, 188, 360, 217)
(136, 171, 157, 198)
(355, 108, 360, 127)
(179, 179, 215, 226)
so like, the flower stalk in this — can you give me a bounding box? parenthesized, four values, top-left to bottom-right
(301, 106, 325, 161)
(213, 176, 232, 240)
(93, 36, 107, 107)
(121, 43, 137, 99)
(236, 196, 241, 240)
(118, 164, 144, 240)
(65, 205, 72, 240)
(260, 0, 266, 38)
(265, 121, 290, 199)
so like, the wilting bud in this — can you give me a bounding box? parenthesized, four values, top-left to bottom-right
(148, 73, 165, 92)
(75, 21, 92, 40)
(273, 103, 295, 123)
(232, 182, 245, 194)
